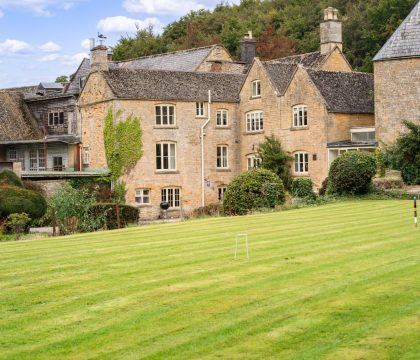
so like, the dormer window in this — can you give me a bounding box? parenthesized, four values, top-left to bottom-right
(79, 76, 86, 90)
(351, 127, 376, 142)
(252, 80, 261, 97)
(293, 105, 308, 128)
(48, 112, 64, 126)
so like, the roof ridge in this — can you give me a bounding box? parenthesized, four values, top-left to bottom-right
(107, 67, 246, 77)
(114, 44, 218, 64)
(264, 51, 322, 64)
(305, 68, 373, 76)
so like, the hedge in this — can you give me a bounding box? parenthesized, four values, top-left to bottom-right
(0, 170, 24, 187)
(0, 185, 47, 220)
(290, 178, 315, 198)
(89, 203, 139, 230)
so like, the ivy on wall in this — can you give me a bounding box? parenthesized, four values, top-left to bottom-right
(103, 109, 143, 181)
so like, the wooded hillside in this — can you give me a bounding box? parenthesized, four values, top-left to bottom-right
(112, 0, 417, 72)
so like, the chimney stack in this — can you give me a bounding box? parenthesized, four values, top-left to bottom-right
(240, 31, 256, 64)
(320, 7, 342, 55)
(90, 45, 108, 72)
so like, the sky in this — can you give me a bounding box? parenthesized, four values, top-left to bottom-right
(0, 0, 238, 88)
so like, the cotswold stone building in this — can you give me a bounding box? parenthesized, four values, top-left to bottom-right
(373, 0, 420, 145)
(79, 7, 376, 219)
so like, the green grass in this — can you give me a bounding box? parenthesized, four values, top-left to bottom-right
(1, 200, 419, 359)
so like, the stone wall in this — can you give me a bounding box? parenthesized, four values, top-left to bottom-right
(321, 48, 352, 72)
(374, 58, 420, 145)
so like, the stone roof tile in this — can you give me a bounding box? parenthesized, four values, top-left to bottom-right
(374, 1, 420, 61)
(102, 68, 246, 102)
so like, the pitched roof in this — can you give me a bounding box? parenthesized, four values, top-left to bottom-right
(114, 45, 220, 72)
(373, 1, 420, 61)
(102, 68, 246, 102)
(261, 62, 297, 95)
(307, 69, 374, 114)
(39, 82, 63, 90)
(65, 58, 91, 94)
(2, 85, 38, 94)
(0, 91, 43, 141)
(266, 51, 327, 68)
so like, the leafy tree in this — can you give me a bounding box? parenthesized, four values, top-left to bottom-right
(256, 25, 296, 60)
(384, 121, 420, 185)
(55, 75, 68, 83)
(6, 213, 31, 240)
(258, 135, 293, 190)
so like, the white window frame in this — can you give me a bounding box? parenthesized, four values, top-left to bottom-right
(216, 145, 228, 169)
(196, 102, 205, 117)
(48, 112, 64, 126)
(293, 105, 308, 128)
(29, 147, 45, 171)
(246, 111, 263, 133)
(216, 109, 228, 127)
(135, 188, 150, 205)
(155, 105, 176, 126)
(156, 142, 176, 170)
(247, 154, 262, 170)
(294, 152, 309, 174)
(161, 187, 181, 208)
(218, 186, 227, 202)
(252, 80, 261, 97)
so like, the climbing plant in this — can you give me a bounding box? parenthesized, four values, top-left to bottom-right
(103, 109, 143, 181)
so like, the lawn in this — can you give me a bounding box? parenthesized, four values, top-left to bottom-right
(0, 200, 419, 360)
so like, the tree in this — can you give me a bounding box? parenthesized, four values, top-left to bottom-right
(55, 75, 68, 83)
(256, 25, 296, 60)
(258, 135, 293, 189)
(385, 121, 420, 185)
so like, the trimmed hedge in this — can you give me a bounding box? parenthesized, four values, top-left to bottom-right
(0, 185, 47, 220)
(223, 168, 285, 215)
(0, 170, 24, 188)
(328, 152, 376, 195)
(290, 178, 315, 198)
(89, 203, 139, 230)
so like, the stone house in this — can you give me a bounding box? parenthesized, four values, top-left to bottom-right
(373, 0, 420, 145)
(79, 6, 376, 218)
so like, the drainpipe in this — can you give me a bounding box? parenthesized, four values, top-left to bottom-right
(200, 90, 211, 207)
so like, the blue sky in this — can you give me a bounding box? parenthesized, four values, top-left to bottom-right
(0, 0, 237, 88)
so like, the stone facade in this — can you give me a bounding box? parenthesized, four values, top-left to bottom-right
(374, 58, 420, 145)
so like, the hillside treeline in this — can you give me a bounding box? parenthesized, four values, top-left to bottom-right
(112, 0, 417, 72)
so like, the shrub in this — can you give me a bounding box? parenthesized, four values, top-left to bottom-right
(375, 149, 386, 178)
(49, 184, 97, 234)
(0, 170, 23, 187)
(223, 168, 285, 215)
(190, 203, 222, 218)
(6, 213, 31, 240)
(328, 152, 376, 195)
(318, 177, 329, 196)
(258, 135, 293, 189)
(23, 180, 45, 194)
(69, 177, 112, 202)
(0, 185, 47, 220)
(384, 121, 420, 185)
(89, 203, 139, 229)
(290, 178, 316, 199)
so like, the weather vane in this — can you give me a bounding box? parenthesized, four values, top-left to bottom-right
(97, 32, 107, 46)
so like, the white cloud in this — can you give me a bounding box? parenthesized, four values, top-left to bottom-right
(61, 52, 88, 66)
(97, 16, 162, 33)
(0, 9, 3, 17)
(40, 41, 61, 52)
(0, 39, 32, 55)
(80, 38, 91, 49)
(38, 53, 60, 62)
(0, 0, 81, 16)
(123, 0, 208, 15)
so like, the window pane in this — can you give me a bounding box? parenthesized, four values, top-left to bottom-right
(156, 144, 161, 169)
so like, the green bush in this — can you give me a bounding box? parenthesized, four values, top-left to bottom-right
(49, 184, 97, 234)
(0, 185, 47, 220)
(6, 213, 31, 240)
(290, 178, 316, 198)
(328, 152, 377, 195)
(190, 203, 222, 218)
(0, 170, 23, 187)
(384, 121, 420, 185)
(223, 168, 285, 215)
(89, 203, 139, 229)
